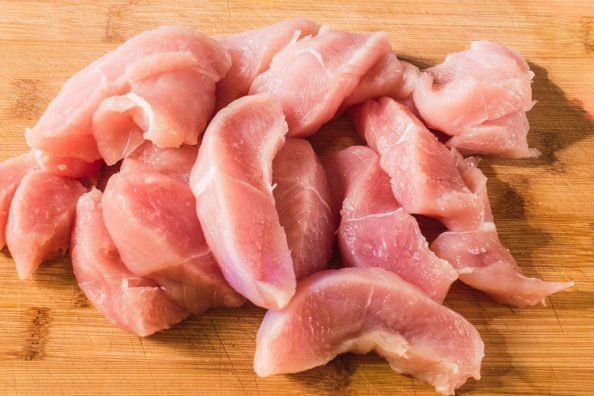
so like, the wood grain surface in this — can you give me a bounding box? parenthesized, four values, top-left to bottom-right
(1, 1, 593, 394)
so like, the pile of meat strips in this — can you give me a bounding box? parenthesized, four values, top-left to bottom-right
(0, 19, 573, 394)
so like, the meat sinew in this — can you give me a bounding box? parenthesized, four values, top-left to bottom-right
(26, 26, 230, 169)
(103, 171, 244, 314)
(216, 18, 320, 109)
(250, 26, 391, 137)
(352, 97, 485, 231)
(272, 138, 335, 280)
(190, 93, 295, 310)
(431, 152, 573, 307)
(0, 152, 38, 248)
(72, 189, 189, 336)
(6, 170, 86, 279)
(413, 41, 538, 158)
(324, 146, 457, 302)
(254, 267, 484, 395)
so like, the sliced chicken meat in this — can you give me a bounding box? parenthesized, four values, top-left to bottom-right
(216, 18, 320, 109)
(431, 152, 573, 307)
(103, 171, 244, 314)
(352, 97, 485, 231)
(0, 152, 38, 248)
(26, 25, 230, 166)
(32, 150, 103, 179)
(6, 170, 86, 279)
(190, 93, 295, 309)
(120, 141, 198, 183)
(272, 138, 335, 280)
(324, 146, 457, 302)
(250, 26, 391, 137)
(72, 189, 189, 336)
(413, 41, 538, 158)
(255, 267, 484, 395)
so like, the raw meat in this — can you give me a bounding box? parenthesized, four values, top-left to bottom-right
(413, 41, 538, 158)
(190, 93, 295, 310)
(324, 146, 457, 302)
(72, 189, 189, 336)
(6, 170, 86, 279)
(216, 18, 320, 109)
(272, 138, 335, 280)
(431, 153, 573, 307)
(352, 97, 485, 231)
(103, 171, 244, 314)
(120, 141, 198, 183)
(33, 150, 103, 179)
(26, 25, 230, 163)
(0, 152, 38, 248)
(342, 53, 419, 108)
(250, 26, 391, 137)
(254, 267, 484, 395)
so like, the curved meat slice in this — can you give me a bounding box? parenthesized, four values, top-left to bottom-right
(190, 93, 295, 310)
(0, 152, 38, 248)
(6, 170, 86, 279)
(250, 26, 391, 137)
(272, 138, 335, 280)
(431, 152, 573, 307)
(324, 146, 457, 302)
(413, 41, 537, 158)
(72, 189, 188, 336)
(33, 150, 103, 179)
(342, 53, 419, 109)
(102, 171, 244, 314)
(216, 18, 320, 109)
(120, 141, 198, 183)
(26, 25, 230, 163)
(445, 111, 540, 159)
(93, 69, 215, 165)
(255, 267, 484, 395)
(352, 97, 485, 231)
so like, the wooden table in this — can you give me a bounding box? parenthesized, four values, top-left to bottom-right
(1, 1, 592, 394)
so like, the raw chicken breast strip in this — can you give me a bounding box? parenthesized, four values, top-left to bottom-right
(250, 26, 391, 137)
(26, 26, 230, 169)
(0, 152, 38, 248)
(72, 189, 189, 336)
(32, 150, 103, 179)
(190, 93, 295, 310)
(255, 267, 484, 395)
(413, 41, 539, 158)
(272, 138, 336, 280)
(352, 97, 485, 231)
(216, 18, 320, 109)
(103, 171, 244, 314)
(324, 146, 457, 302)
(431, 152, 574, 307)
(6, 170, 86, 279)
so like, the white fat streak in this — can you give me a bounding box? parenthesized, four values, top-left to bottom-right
(123, 92, 155, 140)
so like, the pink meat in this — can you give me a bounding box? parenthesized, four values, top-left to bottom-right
(413, 41, 537, 158)
(324, 146, 457, 302)
(255, 267, 484, 395)
(342, 53, 420, 108)
(190, 93, 295, 310)
(72, 189, 189, 336)
(352, 97, 485, 231)
(0, 152, 38, 248)
(446, 111, 540, 159)
(431, 152, 573, 307)
(120, 141, 198, 183)
(26, 25, 230, 163)
(216, 18, 320, 109)
(250, 26, 391, 137)
(33, 150, 103, 179)
(6, 170, 86, 279)
(272, 138, 335, 280)
(102, 171, 244, 314)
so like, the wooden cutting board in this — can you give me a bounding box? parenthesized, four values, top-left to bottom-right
(0, 1, 592, 394)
